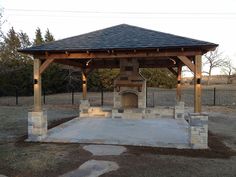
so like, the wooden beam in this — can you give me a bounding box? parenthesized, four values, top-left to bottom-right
(55, 58, 179, 69)
(34, 59, 42, 112)
(168, 67, 178, 76)
(54, 59, 83, 67)
(177, 56, 195, 72)
(39, 59, 54, 74)
(40, 50, 202, 60)
(176, 64, 182, 102)
(194, 55, 202, 113)
(115, 83, 143, 87)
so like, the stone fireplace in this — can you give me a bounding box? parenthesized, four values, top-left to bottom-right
(112, 58, 146, 119)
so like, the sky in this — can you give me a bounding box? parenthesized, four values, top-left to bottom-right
(1, 0, 236, 75)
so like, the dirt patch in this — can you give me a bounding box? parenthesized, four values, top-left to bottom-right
(126, 131, 235, 159)
(0, 143, 92, 177)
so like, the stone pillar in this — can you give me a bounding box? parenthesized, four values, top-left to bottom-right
(28, 59, 47, 141)
(28, 111, 47, 141)
(174, 101, 185, 119)
(79, 100, 90, 117)
(189, 113, 208, 149)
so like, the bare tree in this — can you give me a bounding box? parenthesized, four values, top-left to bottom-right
(61, 66, 81, 91)
(203, 47, 225, 85)
(221, 57, 236, 84)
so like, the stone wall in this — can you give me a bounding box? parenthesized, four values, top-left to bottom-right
(112, 106, 175, 119)
(188, 113, 208, 149)
(79, 100, 90, 117)
(174, 102, 185, 119)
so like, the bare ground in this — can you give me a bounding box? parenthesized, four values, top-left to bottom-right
(0, 105, 235, 177)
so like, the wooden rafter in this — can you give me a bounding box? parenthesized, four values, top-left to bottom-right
(177, 56, 195, 72)
(39, 59, 54, 74)
(167, 67, 178, 76)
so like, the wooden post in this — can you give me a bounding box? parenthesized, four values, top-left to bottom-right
(34, 59, 42, 112)
(72, 88, 74, 105)
(101, 86, 104, 106)
(82, 69, 87, 100)
(176, 64, 182, 102)
(194, 55, 202, 113)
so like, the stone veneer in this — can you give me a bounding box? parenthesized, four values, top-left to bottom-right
(112, 106, 175, 119)
(113, 58, 146, 109)
(28, 111, 47, 141)
(174, 102, 185, 119)
(79, 99, 90, 117)
(188, 113, 208, 149)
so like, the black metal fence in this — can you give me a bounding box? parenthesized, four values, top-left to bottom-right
(0, 87, 236, 107)
(147, 88, 236, 107)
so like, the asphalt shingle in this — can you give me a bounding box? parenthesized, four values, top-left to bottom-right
(19, 24, 218, 53)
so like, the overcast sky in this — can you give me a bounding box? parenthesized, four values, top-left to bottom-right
(1, 0, 236, 75)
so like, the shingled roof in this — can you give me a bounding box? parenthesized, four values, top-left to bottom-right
(19, 24, 218, 54)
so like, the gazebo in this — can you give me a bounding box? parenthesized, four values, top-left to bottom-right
(19, 24, 218, 149)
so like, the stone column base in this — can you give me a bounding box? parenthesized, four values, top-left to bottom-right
(79, 100, 90, 117)
(174, 101, 185, 119)
(189, 113, 208, 149)
(28, 111, 47, 141)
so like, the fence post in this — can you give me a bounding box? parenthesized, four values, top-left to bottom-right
(15, 88, 18, 105)
(101, 86, 104, 106)
(43, 88, 46, 104)
(213, 87, 216, 106)
(72, 88, 74, 105)
(146, 87, 148, 107)
(152, 92, 155, 107)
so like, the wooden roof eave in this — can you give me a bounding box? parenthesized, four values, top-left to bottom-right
(31, 47, 206, 61)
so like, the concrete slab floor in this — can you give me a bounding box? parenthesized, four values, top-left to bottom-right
(43, 118, 190, 148)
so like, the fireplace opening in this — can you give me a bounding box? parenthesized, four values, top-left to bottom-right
(121, 92, 138, 108)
